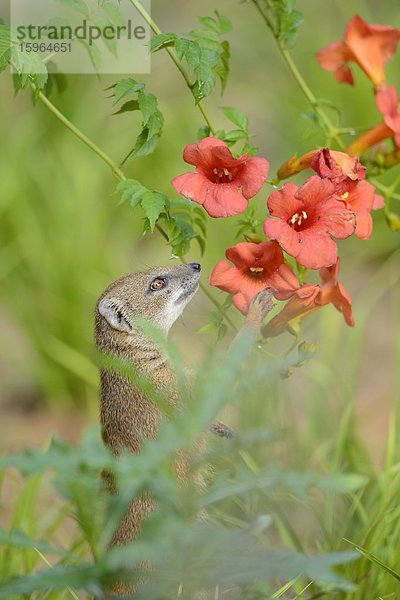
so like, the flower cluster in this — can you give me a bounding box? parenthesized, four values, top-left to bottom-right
(172, 136, 380, 332)
(170, 15, 398, 336)
(317, 14, 400, 155)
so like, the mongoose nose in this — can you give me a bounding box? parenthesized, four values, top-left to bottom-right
(190, 262, 201, 272)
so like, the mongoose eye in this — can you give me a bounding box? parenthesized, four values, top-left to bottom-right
(150, 277, 166, 291)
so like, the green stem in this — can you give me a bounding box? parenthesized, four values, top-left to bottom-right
(253, 0, 344, 149)
(36, 89, 126, 182)
(127, 0, 217, 134)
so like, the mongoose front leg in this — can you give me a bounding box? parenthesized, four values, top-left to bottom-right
(237, 288, 276, 338)
(209, 289, 275, 441)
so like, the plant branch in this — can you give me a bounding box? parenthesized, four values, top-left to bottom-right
(127, 0, 217, 134)
(36, 88, 126, 182)
(253, 0, 344, 149)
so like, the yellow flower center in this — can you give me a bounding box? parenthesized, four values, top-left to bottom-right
(249, 267, 264, 273)
(290, 211, 308, 226)
(341, 192, 349, 200)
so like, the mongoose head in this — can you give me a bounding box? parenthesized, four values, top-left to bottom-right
(96, 263, 201, 345)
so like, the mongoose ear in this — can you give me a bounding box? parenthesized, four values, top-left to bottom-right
(98, 297, 133, 333)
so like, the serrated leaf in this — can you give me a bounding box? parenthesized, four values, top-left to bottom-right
(141, 191, 166, 231)
(133, 128, 160, 158)
(214, 11, 232, 34)
(175, 37, 191, 62)
(146, 110, 164, 139)
(138, 91, 158, 124)
(113, 77, 144, 105)
(116, 179, 147, 208)
(221, 129, 248, 143)
(198, 15, 220, 34)
(113, 99, 140, 115)
(12, 48, 48, 89)
(150, 32, 177, 53)
(216, 39, 230, 93)
(220, 106, 249, 131)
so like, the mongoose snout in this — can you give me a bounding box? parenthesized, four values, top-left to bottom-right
(96, 263, 201, 339)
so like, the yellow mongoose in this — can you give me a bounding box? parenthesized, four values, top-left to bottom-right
(95, 262, 273, 595)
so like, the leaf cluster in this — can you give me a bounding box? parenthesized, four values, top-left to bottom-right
(116, 179, 207, 257)
(111, 78, 165, 159)
(265, 0, 304, 49)
(150, 11, 232, 103)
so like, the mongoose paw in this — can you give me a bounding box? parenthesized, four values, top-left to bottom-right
(249, 288, 276, 319)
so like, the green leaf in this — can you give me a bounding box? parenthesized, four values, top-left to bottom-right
(113, 78, 144, 105)
(141, 191, 166, 231)
(116, 179, 147, 208)
(133, 128, 160, 158)
(113, 99, 140, 115)
(198, 15, 220, 34)
(146, 110, 164, 139)
(215, 39, 230, 93)
(0, 528, 71, 556)
(138, 91, 158, 125)
(150, 32, 177, 53)
(12, 48, 48, 89)
(279, 9, 304, 49)
(214, 11, 232, 34)
(220, 106, 249, 131)
(0, 20, 11, 72)
(221, 129, 248, 143)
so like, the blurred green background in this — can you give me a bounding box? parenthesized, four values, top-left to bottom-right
(0, 0, 399, 462)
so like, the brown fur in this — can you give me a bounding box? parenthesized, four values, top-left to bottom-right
(95, 264, 274, 596)
(95, 264, 201, 595)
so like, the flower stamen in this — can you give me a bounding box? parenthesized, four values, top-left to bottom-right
(249, 266, 264, 273)
(290, 210, 308, 226)
(213, 167, 233, 182)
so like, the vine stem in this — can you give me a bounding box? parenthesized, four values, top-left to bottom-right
(36, 89, 126, 182)
(32, 85, 235, 331)
(253, 0, 345, 150)
(127, 0, 217, 134)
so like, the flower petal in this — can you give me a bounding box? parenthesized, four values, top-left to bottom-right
(263, 218, 300, 259)
(267, 182, 300, 219)
(225, 241, 283, 271)
(171, 172, 208, 205)
(269, 264, 300, 300)
(209, 260, 241, 294)
(296, 175, 336, 210)
(203, 184, 249, 218)
(296, 230, 338, 269)
(239, 157, 270, 198)
(317, 40, 355, 85)
(232, 292, 251, 315)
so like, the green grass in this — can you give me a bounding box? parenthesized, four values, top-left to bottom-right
(1, 326, 400, 598)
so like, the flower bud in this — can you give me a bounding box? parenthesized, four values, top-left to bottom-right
(386, 211, 400, 231)
(297, 341, 318, 364)
(244, 232, 264, 243)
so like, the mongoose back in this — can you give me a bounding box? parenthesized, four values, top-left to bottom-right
(95, 262, 202, 595)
